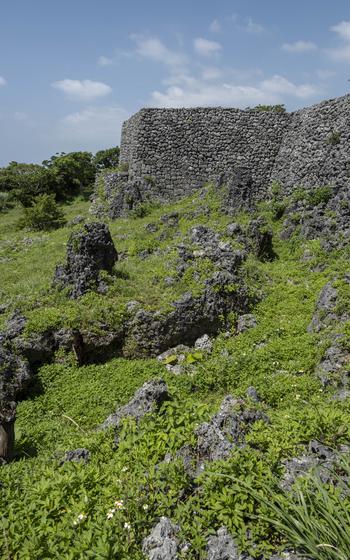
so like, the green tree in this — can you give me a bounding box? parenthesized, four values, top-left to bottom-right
(93, 146, 120, 170)
(0, 162, 56, 206)
(17, 193, 66, 231)
(43, 151, 96, 199)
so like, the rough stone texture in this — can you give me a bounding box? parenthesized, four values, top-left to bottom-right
(273, 95, 350, 192)
(237, 314, 257, 334)
(308, 281, 340, 333)
(60, 448, 90, 465)
(142, 517, 180, 560)
(195, 334, 213, 353)
(120, 107, 291, 202)
(101, 379, 170, 432)
(0, 336, 31, 404)
(280, 439, 350, 491)
(54, 222, 118, 298)
(96, 95, 350, 217)
(246, 219, 275, 262)
(125, 272, 250, 357)
(175, 396, 268, 477)
(206, 527, 241, 560)
(308, 278, 350, 391)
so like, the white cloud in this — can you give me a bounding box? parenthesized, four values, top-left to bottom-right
(98, 56, 113, 67)
(194, 37, 222, 57)
(151, 83, 272, 108)
(51, 79, 112, 100)
(0, 76, 7, 87)
(200, 66, 224, 80)
(209, 19, 221, 33)
(328, 44, 350, 61)
(282, 40, 318, 53)
(243, 17, 265, 35)
(331, 21, 350, 41)
(327, 21, 350, 61)
(260, 75, 318, 99)
(58, 105, 129, 147)
(149, 73, 319, 108)
(131, 35, 187, 69)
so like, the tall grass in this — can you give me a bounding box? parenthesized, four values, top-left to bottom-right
(217, 454, 350, 559)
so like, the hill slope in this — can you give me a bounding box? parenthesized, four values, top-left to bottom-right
(1, 185, 350, 559)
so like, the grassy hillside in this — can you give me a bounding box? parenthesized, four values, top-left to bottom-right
(1, 187, 350, 559)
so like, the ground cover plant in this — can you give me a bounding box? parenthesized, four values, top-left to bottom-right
(1, 178, 350, 559)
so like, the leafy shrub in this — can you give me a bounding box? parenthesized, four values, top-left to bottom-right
(327, 130, 341, 146)
(93, 146, 119, 170)
(17, 194, 66, 231)
(43, 151, 96, 199)
(0, 191, 14, 212)
(307, 186, 333, 207)
(129, 201, 160, 218)
(238, 454, 350, 560)
(0, 162, 56, 206)
(253, 104, 286, 113)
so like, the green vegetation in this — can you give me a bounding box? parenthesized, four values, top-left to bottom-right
(252, 104, 286, 113)
(327, 130, 341, 146)
(1, 182, 350, 558)
(0, 146, 120, 210)
(17, 193, 66, 231)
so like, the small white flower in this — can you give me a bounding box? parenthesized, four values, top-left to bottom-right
(106, 508, 116, 519)
(73, 512, 86, 526)
(121, 466, 128, 472)
(114, 500, 124, 509)
(142, 504, 149, 511)
(124, 522, 131, 530)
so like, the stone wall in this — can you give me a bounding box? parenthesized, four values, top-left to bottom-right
(272, 95, 350, 192)
(119, 107, 291, 201)
(96, 94, 350, 217)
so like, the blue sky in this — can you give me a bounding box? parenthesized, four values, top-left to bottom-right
(1, 0, 350, 165)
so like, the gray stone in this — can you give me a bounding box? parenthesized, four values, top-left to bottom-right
(60, 448, 90, 465)
(53, 222, 118, 299)
(142, 517, 179, 560)
(100, 379, 170, 432)
(280, 440, 349, 491)
(93, 95, 350, 238)
(195, 334, 213, 353)
(308, 281, 339, 333)
(125, 271, 250, 357)
(206, 527, 240, 560)
(237, 314, 257, 334)
(227, 223, 243, 237)
(246, 386, 260, 402)
(246, 219, 275, 262)
(176, 396, 268, 477)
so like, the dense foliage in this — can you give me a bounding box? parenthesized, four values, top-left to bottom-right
(16, 193, 66, 231)
(1, 185, 350, 558)
(0, 146, 119, 209)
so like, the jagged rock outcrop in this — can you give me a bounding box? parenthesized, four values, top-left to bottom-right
(206, 527, 246, 560)
(246, 219, 275, 262)
(281, 439, 350, 491)
(165, 396, 268, 478)
(100, 379, 170, 439)
(125, 272, 250, 357)
(142, 517, 180, 560)
(54, 222, 118, 298)
(308, 277, 350, 392)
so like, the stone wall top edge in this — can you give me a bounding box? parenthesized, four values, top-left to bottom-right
(122, 93, 350, 125)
